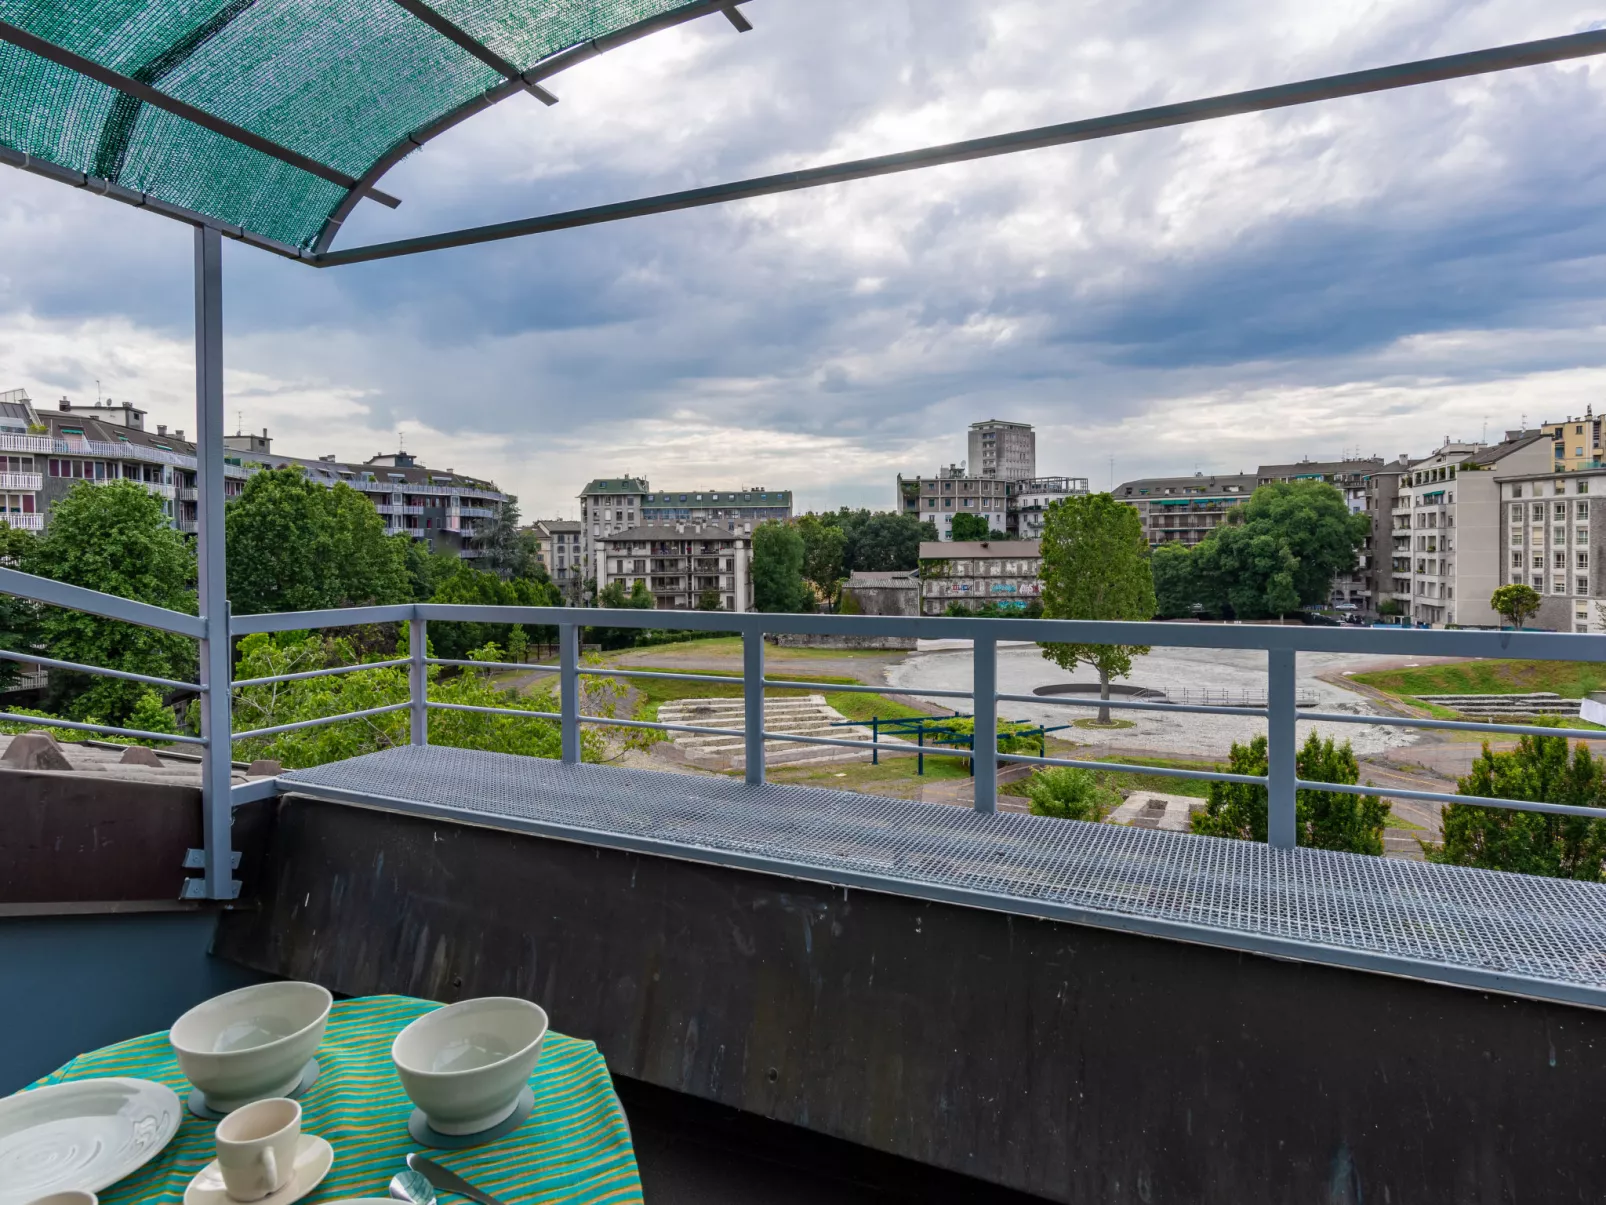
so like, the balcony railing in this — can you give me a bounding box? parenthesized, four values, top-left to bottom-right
(0, 472, 42, 490)
(7, 566, 1606, 1007)
(376, 504, 426, 515)
(0, 512, 43, 530)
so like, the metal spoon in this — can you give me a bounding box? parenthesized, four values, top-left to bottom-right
(389, 1167, 438, 1204)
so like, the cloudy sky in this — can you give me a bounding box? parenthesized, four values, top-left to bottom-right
(4, 0, 1606, 516)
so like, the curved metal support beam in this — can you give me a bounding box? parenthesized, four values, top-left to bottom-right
(312, 0, 752, 252)
(385, 0, 557, 102)
(312, 25, 1606, 266)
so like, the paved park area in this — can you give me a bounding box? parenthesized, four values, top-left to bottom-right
(885, 641, 1431, 758)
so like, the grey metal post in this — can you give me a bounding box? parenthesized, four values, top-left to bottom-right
(972, 636, 998, 813)
(559, 622, 580, 764)
(409, 617, 428, 746)
(193, 225, 236, 899)
(744, 629, 765, 785)
(1267, 647, 1297, 849)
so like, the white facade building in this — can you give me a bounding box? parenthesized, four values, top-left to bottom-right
(596, 523, 751, 612)
(1013, 476, 1090, 540)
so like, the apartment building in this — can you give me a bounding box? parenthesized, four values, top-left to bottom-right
(595, 523, 751, 611)
(0, 391, 507, 557)
(1115, 472, 1258, 547)
(1013, 476, 1090, 540)
(579, 477, 791, 589)
(1498, 471, 1604, 633)
(529, 519, 583, 600)
(1542, 409, 1602, 473)
(917, 539, 1041, 615)
(897, 465, 1015, 540)
(1389, 432, 1549, 626)
(968, 420, 1036, 481)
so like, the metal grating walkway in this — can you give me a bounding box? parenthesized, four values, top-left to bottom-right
(279, 746, 1606, 1009)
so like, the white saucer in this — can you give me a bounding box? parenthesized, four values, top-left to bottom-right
(183, 1134, 332, 1205)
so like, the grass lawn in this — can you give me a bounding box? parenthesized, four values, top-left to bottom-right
(1001, 753, 1227, 800)
(764, 756, 972, 791)
(576, 664, 937, 728)
(1352, 659, 1606, 699)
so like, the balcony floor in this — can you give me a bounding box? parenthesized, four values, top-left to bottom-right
(279, 745, 1606, 1008)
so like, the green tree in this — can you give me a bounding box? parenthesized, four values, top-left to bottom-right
(818, 509, 935, 573)
(590, 578, 656, 650)
(1192, 732, 1389, 853)
(0, 520, 38, 691)
(21, 481, 196, 724)
(1491, 583, 1543, 630)
(226, 468, 411, 614)
(949, 512, 991, 541)
(1426, 727, 1606, 878)
(228, 631, 597, 770)
(1150, 541, 1199, 619)
(1038, 493, 1156, 723)
(1180, 481, 1367, 618)
(1026, 767, 1121, 821)
(125, 689, 180, 746)
(796, 514, 847, 605)
(429, 562, 560, 660)
(752, 520, 812, 612)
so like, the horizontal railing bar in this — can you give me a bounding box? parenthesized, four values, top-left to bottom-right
(404, 603, 1606, 661)
(577, 667, 743, 685)
(427, 658, 558, 672)
(764, 677, 976, 699)
(1291, 777, 1606, 820)
(996, 690, 1269, 719)
(998, 751, 1269, 787)
(232, 657, 411, 688)
(0, 711, 206, 745)
(762, 730, 974, 758)
(0, 565, 205, 639)
(574, 713, 750, 738)
(426, 702, 563, 721)
(229, 604, 418, 635)
(1298, 708, 1606, 741)
(0, 648, 196, 691)
(232, 702, 411, 740)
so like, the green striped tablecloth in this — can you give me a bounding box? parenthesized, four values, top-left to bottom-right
(33, 994, 643, 1204)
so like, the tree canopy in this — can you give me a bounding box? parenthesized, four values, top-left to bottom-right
(1491, 583, 1543, 630)
(1154, 481, 1368, 619)
(20, 480, 197, 724)
(1192, 732, 1389, 853)
(428, 561, 561, 660)
(752, 520, 812, 613)
(225, 467, 412, 614)
(1428, 726, 1606, 879)
(812, 508, 937, 574)
(795, 514, 847, 605)
(1037, 493, 1155, 723)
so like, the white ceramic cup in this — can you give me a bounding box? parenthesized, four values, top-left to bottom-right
(24, 1193, 98, 1205)
(215, 1096, 300, 1202)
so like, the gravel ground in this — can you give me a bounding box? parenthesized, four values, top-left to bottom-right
(885, 644, 1423, 758)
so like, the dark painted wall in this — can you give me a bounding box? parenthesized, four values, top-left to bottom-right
(218, 797, 1606, 1204)
(0, 912, 264, 1091)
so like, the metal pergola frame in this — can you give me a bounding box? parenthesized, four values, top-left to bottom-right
(5, 12, 1606, 901)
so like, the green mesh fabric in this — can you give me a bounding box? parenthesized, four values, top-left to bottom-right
(0, 0, 708, 250)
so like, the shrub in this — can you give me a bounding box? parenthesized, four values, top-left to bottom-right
(1026, 767, 1121, 822)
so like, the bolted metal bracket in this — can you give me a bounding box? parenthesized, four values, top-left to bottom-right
(184, 848, 241, 870)
(181, 876, 241, 900)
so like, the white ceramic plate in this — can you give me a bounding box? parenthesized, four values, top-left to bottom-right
(0, 1077, 181, 1205)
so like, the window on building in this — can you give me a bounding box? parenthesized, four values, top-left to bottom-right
(1535, 575, 1546, 589)
(1556, 551, 1568, 570)
(1580, 577, 1591, 595)
(1579, 500, 1591, 519)
(1557, 503, 1569, 519)
(1512, 484, 1524, 498)
(1533, 554, 1544, 570)
(1533, 503, 1545, 520)
(1580, 551, 1590, 569)
(1580, 482, 1591, 495)
(1556, 526, 1567, 545)
(1512, 551, 1523, 568)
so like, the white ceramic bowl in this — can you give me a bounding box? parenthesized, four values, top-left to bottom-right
(391, 997, 548, 1135)
(169, 982, 332, 1112)
(25, 1194, 97, 1205)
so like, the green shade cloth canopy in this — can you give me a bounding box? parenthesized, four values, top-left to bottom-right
(0, 0, 719, 252)
(31, 993, 645, 1203)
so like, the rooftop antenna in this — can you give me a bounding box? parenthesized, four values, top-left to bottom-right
(95, 378, 101, 405)
(1481, 417, 1488, 444)
(1108, 454, 1114, 491)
